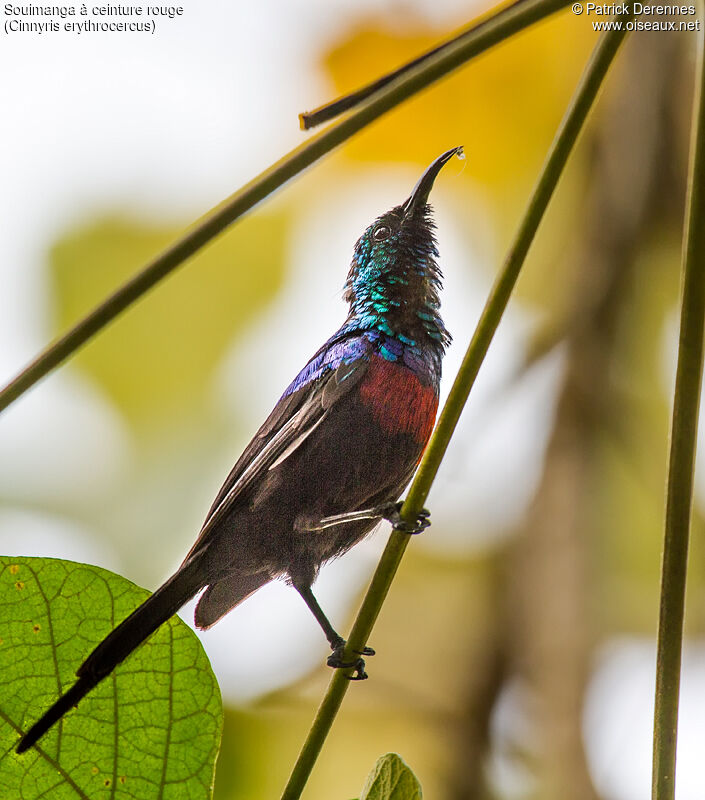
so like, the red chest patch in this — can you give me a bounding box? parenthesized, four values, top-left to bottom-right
(358, 355, 439, 446)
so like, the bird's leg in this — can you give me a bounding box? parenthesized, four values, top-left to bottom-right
(297, 508, 388, 531)
(298, 501, 431, 534)
(292, 582, 374, 681)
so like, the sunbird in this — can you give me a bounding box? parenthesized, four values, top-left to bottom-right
(17, 146, 461, 753)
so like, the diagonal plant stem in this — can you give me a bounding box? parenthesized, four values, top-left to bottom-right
(280, 11, 634, 800)
(300, 0, 551, 129)
(652, 10, 705, 800)
(0, 0, 571, 416)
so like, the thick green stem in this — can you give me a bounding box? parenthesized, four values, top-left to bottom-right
(0, 0, 570, 415)
(652, 13, 705, 800)
(281, 15, 633, 800)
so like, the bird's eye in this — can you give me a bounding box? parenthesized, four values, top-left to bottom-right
(373, 225, 391, 241)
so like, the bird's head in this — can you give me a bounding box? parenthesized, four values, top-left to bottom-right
(344, 147, 462, 349)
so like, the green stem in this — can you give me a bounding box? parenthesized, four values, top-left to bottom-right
(652, 12, 705, 800)
(281, 14, 633, 800)
(0, 0, 570, 416)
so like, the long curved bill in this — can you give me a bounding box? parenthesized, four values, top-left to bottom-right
(402, 146, 464, 217)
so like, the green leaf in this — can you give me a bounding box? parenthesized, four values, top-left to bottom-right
(359, 753, 422, 800)
(0, 556, 222, 800)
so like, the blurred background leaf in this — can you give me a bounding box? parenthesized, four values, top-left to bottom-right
(324, 11, 595, 187)
(51, 211, 289, 427)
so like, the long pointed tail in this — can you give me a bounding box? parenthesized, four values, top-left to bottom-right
(16, 559, 205, 753)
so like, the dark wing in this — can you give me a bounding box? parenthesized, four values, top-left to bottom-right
(182, 355, 368, 562)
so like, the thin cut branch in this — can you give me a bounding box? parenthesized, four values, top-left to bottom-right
(299, 0, 560, 129)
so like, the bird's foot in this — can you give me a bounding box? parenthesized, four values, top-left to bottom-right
(380, 501, 431, 534)
(327, 640, 375, 680)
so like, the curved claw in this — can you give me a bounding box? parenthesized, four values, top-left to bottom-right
(327, 643, 372, 680)
(383, 501, 431, 534)
(346, 664, 368, 681)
